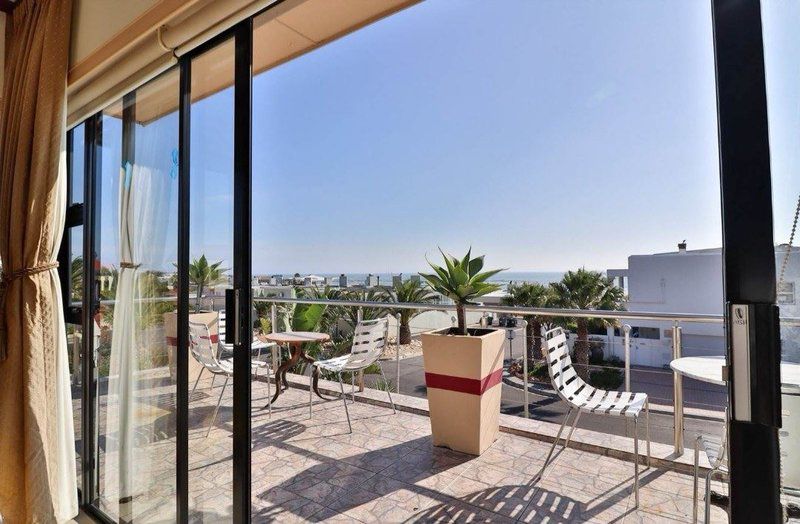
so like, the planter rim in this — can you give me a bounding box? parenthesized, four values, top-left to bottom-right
(423, 327, 502, 340)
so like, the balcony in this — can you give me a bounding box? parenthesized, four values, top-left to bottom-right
(84, 370, 728, 523)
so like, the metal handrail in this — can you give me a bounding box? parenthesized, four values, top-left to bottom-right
(95, 294, 800, 327)
(253, 295, 800, 455)
(253, 296, 800, 326)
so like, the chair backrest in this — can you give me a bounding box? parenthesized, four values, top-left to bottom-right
(218, 309, 228, 344)
(344, 317, 389, 370)
(188, 320, 226, 373)
(544, 327, 595, 407)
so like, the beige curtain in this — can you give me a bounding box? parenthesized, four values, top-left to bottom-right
(0, 1, 77, 523)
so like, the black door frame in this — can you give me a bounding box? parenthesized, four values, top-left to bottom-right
(175, 19, 254, 524)
(712, 0, 783, 522)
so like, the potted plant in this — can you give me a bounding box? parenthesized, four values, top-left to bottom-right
(419, 249, 505, 455)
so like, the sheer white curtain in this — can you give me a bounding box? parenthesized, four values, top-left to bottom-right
(104, 126, 172, 516)
(53, 140, 80, 523)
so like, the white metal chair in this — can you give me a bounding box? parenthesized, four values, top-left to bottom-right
(538, 327, 651, 507)
(310, 317, 395, 432)
(188, 321, 271, 437)
(218, 308, 276, 369)
(693, 429, 728, 524)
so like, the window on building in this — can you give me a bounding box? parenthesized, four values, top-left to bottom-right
(778, 282, 795, 305)
(632, 326, 661, 340)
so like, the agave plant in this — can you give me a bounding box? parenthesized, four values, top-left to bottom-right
(420, 249, 504, 335)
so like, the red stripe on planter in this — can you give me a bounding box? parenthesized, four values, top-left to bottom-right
(166, 334, 219, 345)
(424, 368, 503, 395)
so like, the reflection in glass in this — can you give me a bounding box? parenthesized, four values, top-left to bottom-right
(763, 0, 800, 505)
(188, 38, 236, 522)
(94, 69, 179, 521)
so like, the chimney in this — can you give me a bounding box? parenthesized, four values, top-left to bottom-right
(678, 240, 687, 253)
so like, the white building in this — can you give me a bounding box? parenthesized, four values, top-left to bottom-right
(606, 243, 799, 367)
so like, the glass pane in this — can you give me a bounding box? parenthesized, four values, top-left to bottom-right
(67, 124, 86, 499)
(71, 123, 85, 204)
(70, 225, 84, 305)
(763, 1, 800, 508)
(248, 4, 727, 521)
(68, 321, 84, 498)
(188, 38, 235, 522)
(94, 68, 179, 521)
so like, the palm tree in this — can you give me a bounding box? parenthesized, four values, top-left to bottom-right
(379, 279, 437, 345)
(70, 256, 84, 302)
(297, 285, 351, 333)
(501, 282, 554, 362)
(182, 255, 227, 310)
(343, 288, 386, 327)
(551, 269, 626, 379)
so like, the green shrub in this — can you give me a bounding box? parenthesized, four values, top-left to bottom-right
(529, 362, 550, 382)
(589, 367, 623, 390)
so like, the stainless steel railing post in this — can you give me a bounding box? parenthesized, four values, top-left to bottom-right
(395, 312, 402, 394)
(357, 307, 364, 392)
(270, 304, 279, 366)
(672, 321, 684, 455)
(623, 324, 631, 391)
(522, 319, 529, 419)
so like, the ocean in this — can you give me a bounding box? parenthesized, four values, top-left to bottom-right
(311, 271, 565, 288)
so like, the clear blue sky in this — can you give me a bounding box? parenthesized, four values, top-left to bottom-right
(89, 0, 800, 276)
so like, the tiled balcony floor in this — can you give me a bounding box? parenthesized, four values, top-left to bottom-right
(183, 376, 728, 523)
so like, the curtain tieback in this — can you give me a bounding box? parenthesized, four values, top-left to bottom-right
(0, 261, 59, 361)
(119, 262, 141, 269)
(2, 261, 60, 284)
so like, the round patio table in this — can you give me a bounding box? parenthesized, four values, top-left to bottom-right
(670, 355, 800, 389)
(671, 355, 800, 502)
(264, 331, 330, 405)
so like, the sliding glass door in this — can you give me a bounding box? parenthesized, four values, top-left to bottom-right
(183, 36, 238, 521)
(82, 70, 181, 522)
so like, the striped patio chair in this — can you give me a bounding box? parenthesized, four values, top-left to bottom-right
(310, 317, 395, 432)
(538, 327, 651, 507)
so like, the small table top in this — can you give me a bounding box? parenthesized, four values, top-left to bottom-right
(670, 355, 800, 388)
(264, 331, 331, 345)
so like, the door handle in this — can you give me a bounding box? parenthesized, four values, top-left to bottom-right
(224, 289, 238, 345)
(235, 289, 241, 346)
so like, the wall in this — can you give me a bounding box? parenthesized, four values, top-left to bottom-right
(69, 0, 158, 67)
(612, 247, 800, 366)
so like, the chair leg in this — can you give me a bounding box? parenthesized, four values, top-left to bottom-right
(693, 437, 701, 523)
(266, 365, 271, 416)
(338, 373, 352, 433)
(645, 399, 651, 468)
(704, 470, 716, 524)
(211, 374, 216, 389)
(254, 345, 265, 380)
(351, 373, 356, 403)
(634, 416, 640, 509)
(563, 410, 582, 449)
(535, 408, 575, 482)
(379, 364, 396, 414)
(309, 365, 314, 419)
(207, 376, 229, 438)
(191, 368, 205, 396)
